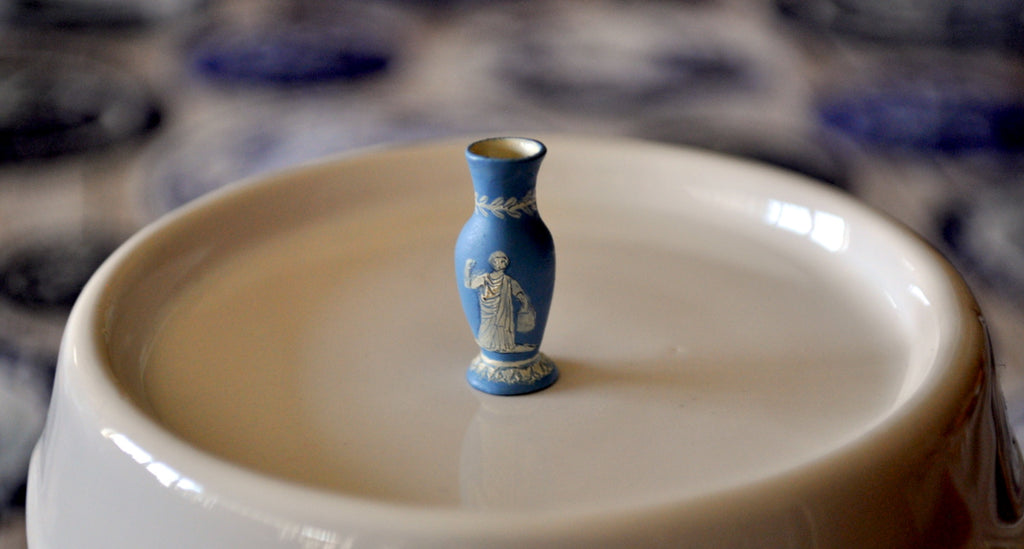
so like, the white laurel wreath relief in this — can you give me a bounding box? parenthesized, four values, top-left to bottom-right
(474, 190, 538, 218)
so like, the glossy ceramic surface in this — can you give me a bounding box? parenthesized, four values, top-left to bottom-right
(27, 136, 1023, 547)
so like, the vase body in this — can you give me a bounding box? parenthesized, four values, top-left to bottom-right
(455, 137, 558, 395)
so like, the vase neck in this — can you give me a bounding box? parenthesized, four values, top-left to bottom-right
(466, 155, 542, 201)
(465, 136, 546, 201)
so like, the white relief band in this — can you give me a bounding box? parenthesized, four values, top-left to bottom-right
(474, 189, 538, 218)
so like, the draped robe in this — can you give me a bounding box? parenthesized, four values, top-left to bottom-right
(468, 270, 524, 352)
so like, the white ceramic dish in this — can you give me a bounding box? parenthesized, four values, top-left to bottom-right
(27, 135, 1024, 547)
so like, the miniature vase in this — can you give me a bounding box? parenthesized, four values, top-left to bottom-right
(455, 137, 558, 395)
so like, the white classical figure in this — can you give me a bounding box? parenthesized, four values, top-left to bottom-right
(464, 251, 536, 353)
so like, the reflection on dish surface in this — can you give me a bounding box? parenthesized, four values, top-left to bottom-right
(764, 200, 849, 253)
(103, 429, 204, 496)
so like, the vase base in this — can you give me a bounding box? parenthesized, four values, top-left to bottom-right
(466, 353, 558, 396)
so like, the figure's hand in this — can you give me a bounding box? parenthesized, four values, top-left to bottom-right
(465, 259, 476, 270)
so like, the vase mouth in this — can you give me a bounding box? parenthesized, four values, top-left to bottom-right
(467, 137, 546, 161)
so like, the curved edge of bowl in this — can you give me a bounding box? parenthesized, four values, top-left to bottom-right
(27, 134, 1024, 548)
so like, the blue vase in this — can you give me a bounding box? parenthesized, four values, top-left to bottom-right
(455, 137, 558, 395)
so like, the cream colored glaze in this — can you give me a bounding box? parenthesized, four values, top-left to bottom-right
(142, 187, 908, 512)
(31, 136, 1004, 549)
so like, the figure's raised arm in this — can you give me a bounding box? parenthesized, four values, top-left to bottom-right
(463, 259, 476, 288)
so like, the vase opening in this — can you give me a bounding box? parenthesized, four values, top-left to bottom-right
(468, 137, 545, 160)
